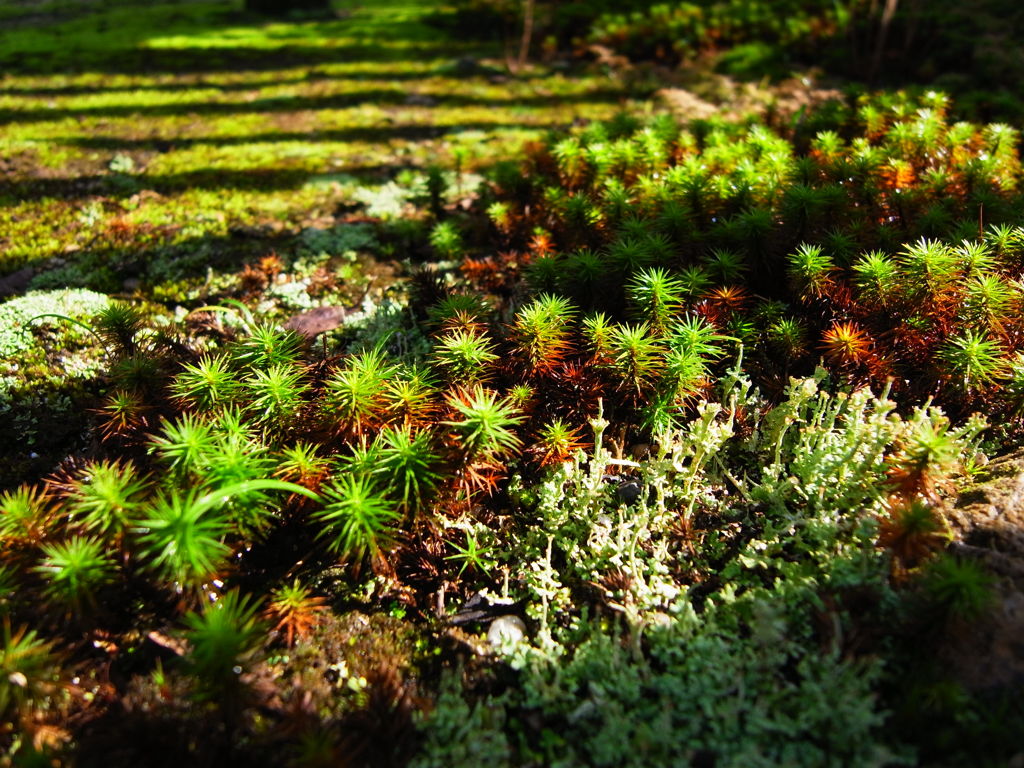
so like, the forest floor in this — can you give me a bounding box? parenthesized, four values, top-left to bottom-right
(4, 3, 1024, 766)
(0, 0, 655, 484)
(0, 0, 641, 300)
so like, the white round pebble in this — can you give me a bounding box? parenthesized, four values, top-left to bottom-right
(487, 615, 526, 647)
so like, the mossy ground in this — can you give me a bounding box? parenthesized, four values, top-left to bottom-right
(0, 0, 644, 486)
(3, 3, 1024, 766)
(0, 0, 639, 289)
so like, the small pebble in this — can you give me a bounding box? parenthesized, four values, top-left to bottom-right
(629, 443, 651, 460)
(487, 615, 526, 647)
(616, 481, 642, 506)
(405, 93, 437, 106)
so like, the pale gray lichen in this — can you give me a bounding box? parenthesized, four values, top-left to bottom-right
(0, 289, 110, 471)
(0, 288, 109, 358)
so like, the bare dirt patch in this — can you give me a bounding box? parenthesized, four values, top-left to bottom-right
(944, 451, 1024, 691)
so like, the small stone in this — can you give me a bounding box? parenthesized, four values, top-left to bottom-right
(487, 615, 526, 647)
(629, 443, 652, 461)
(8, 671, 28, 688)
(616, 481, 642, 506)
(0, 267, 34, 298)
(283, 305, 350, 338)
(404, 93, 437, 107)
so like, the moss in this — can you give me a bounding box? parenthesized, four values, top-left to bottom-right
(3, 2, 1020, 765)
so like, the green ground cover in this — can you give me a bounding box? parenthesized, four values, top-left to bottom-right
(0, 0, 634, 281)
(2, 2, 1024, 766)
(0, 0, 638, 482)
